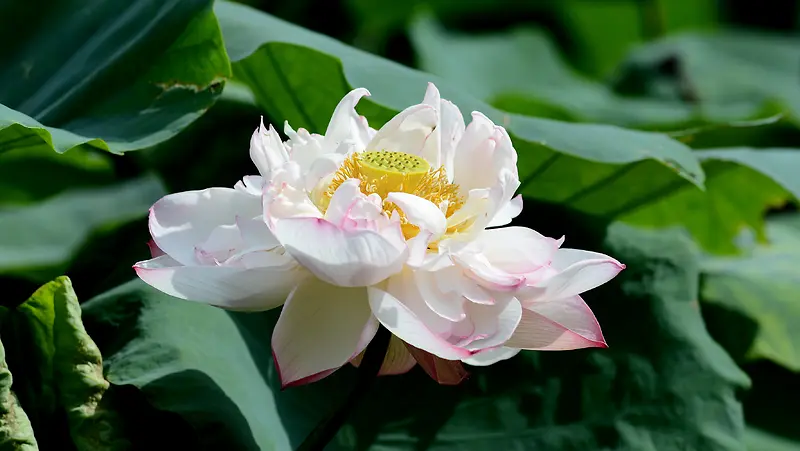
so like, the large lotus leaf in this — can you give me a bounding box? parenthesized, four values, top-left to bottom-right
(1, 277, 129, 449)
(613, 32, 800, 124)
(0, 145, 113, 207)
(700, 214, 800, 371)
(408, 15, 750, 128)
(622, 148, 800, 254)
(215, 1, 706, 227)
(82, 221, 748, 450)
(82, 280, 323, 451)
(0, 0, 231, 155)
(0, 175, 165, 281)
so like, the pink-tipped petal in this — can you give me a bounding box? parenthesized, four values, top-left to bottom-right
(532, 248, 625, 300)
(368, 285, 472, 360)
(133, 255, 305, 311)
(506, 295, 607, 350)
(273, 217, 407, 287)
(272, 279, 378, 388)
(149, 188, 262, 266)
(405, 345, 469, 385)
(146, 240, 165, 258)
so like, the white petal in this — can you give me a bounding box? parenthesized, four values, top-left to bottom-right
(149, 188, 262, 266)
(438, 99, 465, 181)
(406, 230, 433, 268)
(234, 175, 264, 196)
(272, 279, 378, 387)
(325, 179, 364, 226)
(386, 268, 454, 335)
(262, 162, 323, 222)
(323, 88, 372, 153)
(368, 285, 471, 360)
(452, 252, 526, 292)
(462, 346, 521, 366)
(487, 194, 523, 227)
(472, 226, 561, 273)
(453, 112, 495, 189)
(273, 217, 407, 287)
(194, 224, 241, 264)
(305, 153, 344, 192)
(421, 83, 465, 181)
(236, 215, 280, 250)
(414, 268, 466, 321)
(386, 192, 447, 238)
(366, 104, 437, 155)
(506, 295, 606, 350)
(452, 115, 520, 216)
(250, 118, 289, 178)
(445, 188, 491, 232)
(133, 255, 305, 311)
(458, 298, 522, 351)
(530, 248, 625, 300)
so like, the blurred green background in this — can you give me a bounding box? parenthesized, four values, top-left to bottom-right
(1, 0, 800, 449)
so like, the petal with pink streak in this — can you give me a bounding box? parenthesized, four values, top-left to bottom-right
(506, 295, 607, 350)
(452, 252, 526, 292)
(457, 298, 522, 351)
(133, 255, 305, 311)
(462, 346, 521, 366)
(366, 104, 437, 156)
(368, 284, 471, 361)
(325, 179, 366, 227)
(472, 226, 562, 273)
(149, 188, 262, 266)
(272, 279, 378, 388)
(530, 248, 625, 300)
(146, 240, 165, 258)
(404, 344, 469, 385)
(273, 217, 407, 287)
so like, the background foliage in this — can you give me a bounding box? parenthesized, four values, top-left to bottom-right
(1, 0, 799, 449)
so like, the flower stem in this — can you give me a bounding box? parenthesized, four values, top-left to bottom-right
(296, 325, 391, 451)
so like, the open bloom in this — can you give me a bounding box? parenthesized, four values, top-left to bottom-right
(135, 83, 624, 387)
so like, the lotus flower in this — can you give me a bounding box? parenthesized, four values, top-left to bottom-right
(134, 83, 624, 387)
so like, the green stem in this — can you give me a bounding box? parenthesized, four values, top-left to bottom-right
(296, 326, 391, 451)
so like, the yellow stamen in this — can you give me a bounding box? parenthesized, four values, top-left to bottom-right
(321, 151, 465, 239)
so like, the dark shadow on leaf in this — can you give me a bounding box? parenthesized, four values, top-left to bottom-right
(138, 369, 260, 451)
(700, 299, 760, 364)
(743, 361, 800, 441)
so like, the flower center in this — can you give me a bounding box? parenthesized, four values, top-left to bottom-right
(359, 151, 430, 192)
(321, 150, 465, 239)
